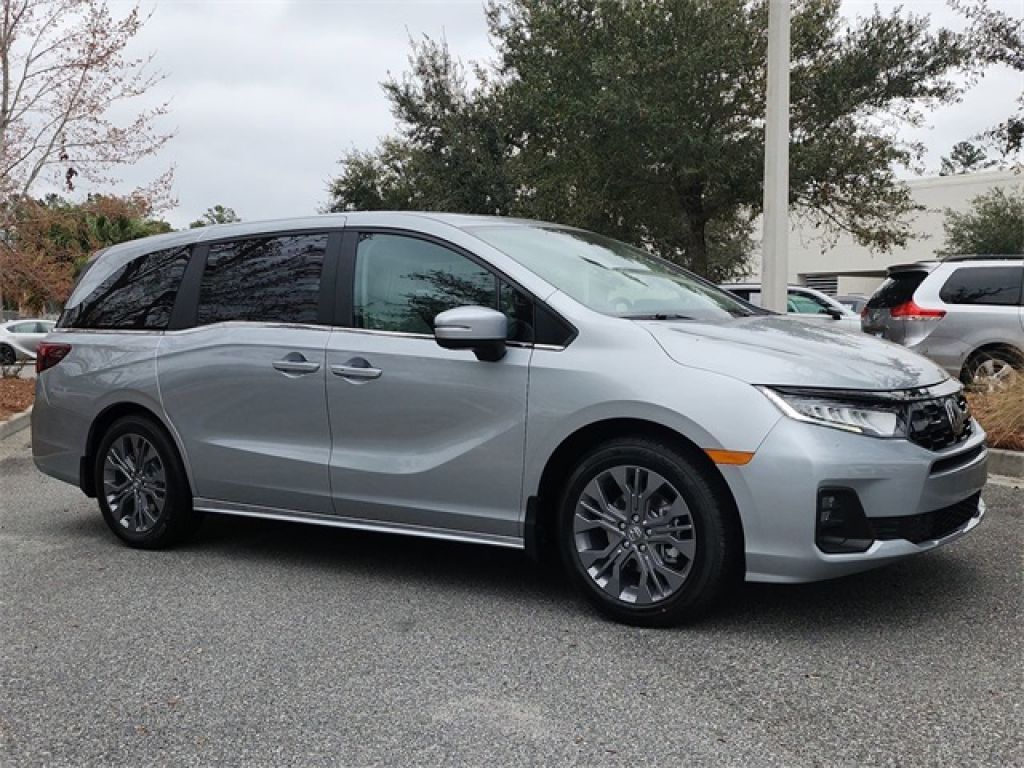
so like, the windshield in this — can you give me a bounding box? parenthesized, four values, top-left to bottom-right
(468, 225, 756, 321)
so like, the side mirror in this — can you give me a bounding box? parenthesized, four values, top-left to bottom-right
(434, 306, 507, 362)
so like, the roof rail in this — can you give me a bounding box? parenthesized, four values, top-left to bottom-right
(939, 253, 1024, 262)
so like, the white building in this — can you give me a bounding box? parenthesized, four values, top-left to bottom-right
(750, 168, 1022, 297)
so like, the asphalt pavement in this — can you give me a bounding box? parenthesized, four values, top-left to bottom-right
(1, 429, 1021, 767)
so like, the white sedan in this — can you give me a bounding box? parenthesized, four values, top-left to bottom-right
(0, 319, 56, 364)
(719, 283, 863, 333)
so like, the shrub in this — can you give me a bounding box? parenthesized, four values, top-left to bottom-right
(967, 376, 1024, 451)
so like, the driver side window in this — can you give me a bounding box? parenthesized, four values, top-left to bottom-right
(354, 233, 514, 336)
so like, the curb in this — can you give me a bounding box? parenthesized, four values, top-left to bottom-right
(0, 407, 32, 441)
(989, 448, 1024, 479)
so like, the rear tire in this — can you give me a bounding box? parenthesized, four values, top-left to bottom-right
(963, 349, 1022, 393)
(557, 437, 739, 627)
(94, 415, 201, 549)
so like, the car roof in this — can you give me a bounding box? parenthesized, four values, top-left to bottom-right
(1, 318, 51, 327)
(86, 211, 570, 266)
(720, 283, 817, 291)
(887, 256, 1022, 275)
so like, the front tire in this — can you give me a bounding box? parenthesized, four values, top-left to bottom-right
(557, 437, 739, 627)
(0, 344, 15, 365)
(94, 415, 201, 549)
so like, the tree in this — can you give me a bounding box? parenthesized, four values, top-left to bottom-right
(941, 186, 1024, 255)
(0, 193, 170, 312)
(327, 0, 985, 279)
(0, 0, 172, 197)
(189, 204, 241, 228)
(940, 141, 996, 175)
(953, 1, 1023, 165)
(327, 37, 514, 216)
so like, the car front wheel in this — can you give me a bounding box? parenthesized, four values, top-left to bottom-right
(557, 437, 739, 627)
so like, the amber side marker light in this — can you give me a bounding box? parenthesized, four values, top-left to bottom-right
(705, 449, 755, 466)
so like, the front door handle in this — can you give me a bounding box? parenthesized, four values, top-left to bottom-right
(273, 357, 321, 374)
(330, 357, 382, 380)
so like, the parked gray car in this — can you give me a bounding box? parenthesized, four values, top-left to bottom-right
(32, 213, 987, 626)
(0, 318, 55, 364)
(861, 256, 1024, 390)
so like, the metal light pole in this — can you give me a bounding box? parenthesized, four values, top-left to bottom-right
(760, 0, 791, 313)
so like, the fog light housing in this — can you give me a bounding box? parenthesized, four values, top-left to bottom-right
(816, 488, 873, 554)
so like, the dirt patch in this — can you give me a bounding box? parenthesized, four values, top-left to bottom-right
(0, 376, 35, 422)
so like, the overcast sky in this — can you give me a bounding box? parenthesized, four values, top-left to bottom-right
(90, 0, 1024, 228)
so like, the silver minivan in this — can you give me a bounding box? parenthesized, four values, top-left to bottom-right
(32, 213, 988, 626)
(861, 256, 1024, 389)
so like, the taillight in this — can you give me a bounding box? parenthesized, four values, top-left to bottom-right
(889, 300, 946, 320)
(36, 342, 71, 374)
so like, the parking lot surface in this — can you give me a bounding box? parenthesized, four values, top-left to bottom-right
(1, 430, 1021, 767)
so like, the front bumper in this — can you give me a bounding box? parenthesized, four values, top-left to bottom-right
(722, 416, 988, 583)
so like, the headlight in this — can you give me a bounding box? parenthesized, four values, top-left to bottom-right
(758, 387, 904, 438)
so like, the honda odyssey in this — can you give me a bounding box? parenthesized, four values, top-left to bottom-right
(32, 213, 988, 626)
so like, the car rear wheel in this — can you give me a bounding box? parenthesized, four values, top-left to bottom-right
(964, 350, 1021, 393)
(557, 437, 739, 627)
(95, 415, 201, 549)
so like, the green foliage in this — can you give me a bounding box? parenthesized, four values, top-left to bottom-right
(940, 141, 996, 175)
(189, 205, 242, 228)
(327, 0, 982, 279)
(327, 38, 514, 216)
(942, 187, 1024, 255)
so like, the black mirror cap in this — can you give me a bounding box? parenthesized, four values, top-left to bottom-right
(436, 334, 506, 362)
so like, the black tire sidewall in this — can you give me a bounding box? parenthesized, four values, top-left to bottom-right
(557, 440, 732, 627)
(95, 415, 194, 549)
(0, 345, 15, 365)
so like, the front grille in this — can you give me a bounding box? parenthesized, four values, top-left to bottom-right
(868, 493, 981, 544)
(904, 393, 972, 451)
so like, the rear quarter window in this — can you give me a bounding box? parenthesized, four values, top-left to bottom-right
(59, 246, 191, 330)
(866, 272, 928, 309)
(938, 266, 1023, 306)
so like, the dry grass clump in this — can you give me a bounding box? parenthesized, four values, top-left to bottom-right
(967, 376, 1024, 451)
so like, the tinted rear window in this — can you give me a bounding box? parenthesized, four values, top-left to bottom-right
(866, 272, 927, 309)
(197, 234, 327, 326)
(59, 246, 190, 330)
(939, 266, 1023, 306)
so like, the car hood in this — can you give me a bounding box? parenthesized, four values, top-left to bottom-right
(642, 315, 949, 391)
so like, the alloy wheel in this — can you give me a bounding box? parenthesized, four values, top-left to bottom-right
(102, 434, 167, 533)
(973, 358, 1017, 394)
(572, 465, 696, 605)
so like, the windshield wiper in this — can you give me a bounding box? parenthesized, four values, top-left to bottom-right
(620, 313, 693, 320)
